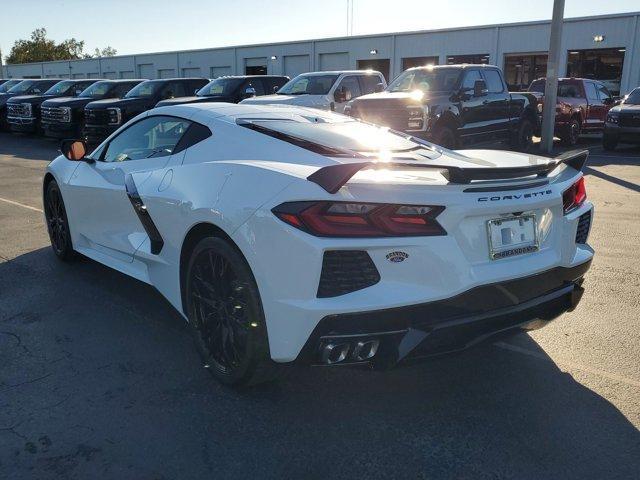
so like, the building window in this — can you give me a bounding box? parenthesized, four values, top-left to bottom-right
(566, 48, 625, 95)
(504, 54, 548, 91)
(357, 59, 390, 81)
(402, 56, 439, 71)
(447, 54, 490, 65)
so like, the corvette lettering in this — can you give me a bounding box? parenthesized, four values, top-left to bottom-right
(478, 190, 553, 202)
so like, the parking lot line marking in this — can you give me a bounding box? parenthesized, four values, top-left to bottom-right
(493, 341, 640, 388)
(0, 197, 43, 213)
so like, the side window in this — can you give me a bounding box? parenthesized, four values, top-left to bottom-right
(114, 83, 134, 97)
(461, 70, 483, 91)
(335, 75, 362, 101)
(245, 79, 265, 96)
(585, 82, 599, 101)
(359, 74, 382, 94)
(597, 84, 611, 102)
(102, 116, 191, 163)
(558, 84, 580, 98)
(160, 82, 186, 100)
(483, 70, 505, 93)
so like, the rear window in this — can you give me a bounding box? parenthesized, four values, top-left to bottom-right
(529, 80, 583, 98)
(245, 119, 427, 154)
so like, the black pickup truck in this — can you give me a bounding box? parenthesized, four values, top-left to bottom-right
(83, 77, 208, 144)
(344, 64, 539, 151)
(156, 75, 289, 107)
(7, 79, 98, 134)
(1, 79, 62, 130)
(41, 79, 144, 139)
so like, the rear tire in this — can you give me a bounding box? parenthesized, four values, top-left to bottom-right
(432, 126, 457, 149)
(185, 236, 282, 387)
(44, 180, 76, 261)
(602, 134, 618, 151)
(512, 117, 534, 152)
(560, 118, 580, 146)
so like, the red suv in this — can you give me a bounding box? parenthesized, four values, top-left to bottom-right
(529, 78, 615, 146)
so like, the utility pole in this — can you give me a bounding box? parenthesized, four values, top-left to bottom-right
(540, 0, 565, 154)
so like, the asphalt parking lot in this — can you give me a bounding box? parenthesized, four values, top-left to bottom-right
(1, 132, 639, 479)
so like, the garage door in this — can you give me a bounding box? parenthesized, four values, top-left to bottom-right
(103, 72, 117, 80)
(284, 55, 310, 78)
(138, 64, 153, 79)
(119, 71, 134, 79)
(182, 67, 201, 77)
(210, 66, 232, 78)
(319, 52, 349, 71)
(86, 72, 100, 79)
(158, 69, 176, 79)
(245, 57, 267, 75)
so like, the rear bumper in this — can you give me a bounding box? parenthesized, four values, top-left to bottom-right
(296, 260, 591, 367)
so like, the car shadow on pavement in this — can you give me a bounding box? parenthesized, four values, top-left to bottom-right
(0, 133, 60, 162)
(1, 247, 639, 479)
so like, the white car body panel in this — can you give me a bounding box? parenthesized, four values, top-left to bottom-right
(46, 102, 594, 364)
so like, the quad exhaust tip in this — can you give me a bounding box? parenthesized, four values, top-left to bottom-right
(320, 339, 380, 365)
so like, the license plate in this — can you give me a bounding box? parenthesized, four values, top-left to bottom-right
(487, 215, 539, 260)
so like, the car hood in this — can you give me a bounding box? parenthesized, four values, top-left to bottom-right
(156, 95, 233, 107)
(85, 97, 151, 110)
(351, 91, 448, 107)
(42, 96, 98, 108)
(241, 94, 328, 107)
(7, 94, 58, 105)
(612, 104, 640, 113)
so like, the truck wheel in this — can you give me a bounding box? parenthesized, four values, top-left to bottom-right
(513, 118, 534, 152)
(560, 118, 580, 146)
(602, 134, 618, 151)
(432, 126, 456, 149)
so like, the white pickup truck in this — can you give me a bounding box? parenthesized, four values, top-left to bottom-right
(240, 70, 386, 113)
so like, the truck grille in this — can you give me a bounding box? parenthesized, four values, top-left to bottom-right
(575, 210, 592, 244)
(84, 108, 110, 125)
(618, 113, 640, 128)
(317, 251, 380, 298)
(41, 106, 64, 123)
(353, 105, 410, 131)
(7, 104, 28, 118)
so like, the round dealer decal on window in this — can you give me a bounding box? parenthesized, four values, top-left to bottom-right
(386, 251, 409, 263)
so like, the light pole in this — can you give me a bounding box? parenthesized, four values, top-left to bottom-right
(540, 0, 565, 154)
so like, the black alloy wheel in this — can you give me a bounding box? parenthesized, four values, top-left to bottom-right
(562, 118, 580, 146)
(185, 237, 279, 386)
(44, 180, 75, 261)
(515, 118, 534, 152)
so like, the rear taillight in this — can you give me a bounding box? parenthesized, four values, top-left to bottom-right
(272, 201, 446, 237)
(562, 177, 586, 214)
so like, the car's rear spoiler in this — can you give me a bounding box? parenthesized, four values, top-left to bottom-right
(307, 149, 588, 194)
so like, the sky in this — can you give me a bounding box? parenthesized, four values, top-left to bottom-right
(0, 0, 638, 59)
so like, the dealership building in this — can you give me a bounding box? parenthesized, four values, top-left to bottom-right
(2, 11, 639, 94)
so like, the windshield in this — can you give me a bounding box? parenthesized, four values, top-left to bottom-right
(44, 81, 75, 96)
(7, 80, 38, 94)
(388, 68, 461, 94)
(623, 88, 640, 105)
(250, 119, 423, 153)
(125, 81, 162, 98)
(0, 80, 21, 93)
(80, 81, 113, 98)
(197, 78, 243, 96)
(277, 74, 339, 95)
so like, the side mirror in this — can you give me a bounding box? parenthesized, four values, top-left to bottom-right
(194, 88, 200, 95)
(374, 82, 385, 93)
(60, 139, 88, 161)
(474, 80, 488, 97)
(243, 86, 257, 98)
(273, 85, 280, 93)
(163, 90, 174, 99)
(334, 87, 347, 103)
(602, 97, 614, 106)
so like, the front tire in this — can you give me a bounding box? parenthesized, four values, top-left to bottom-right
(185, 236, 281, 387)
(512, 117, 534, 152)
(44, 180, 75, 261)
(432, 126, 457, 149)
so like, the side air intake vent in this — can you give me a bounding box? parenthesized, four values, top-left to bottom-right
(575, 210, 592, 244)
(317, 251, 380, 298)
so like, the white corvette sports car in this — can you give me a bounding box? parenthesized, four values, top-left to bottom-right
(44, 103, 594, 386)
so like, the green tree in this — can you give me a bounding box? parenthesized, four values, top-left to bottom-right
(5, 28, 116, 64)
